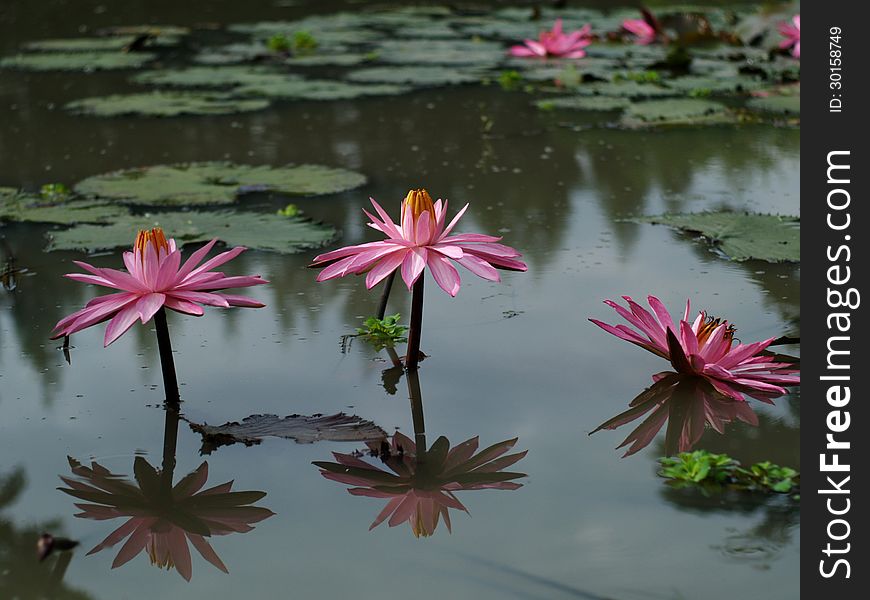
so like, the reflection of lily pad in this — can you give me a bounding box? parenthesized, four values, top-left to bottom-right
(746, 94, 800, 115)
(373, 39, 504, 66)
(74, 162, 367, 206)
(0, 51, 156, 71)
(1, 189, 129, 225)
(64, 92, 270, 116)
(47, 210, 339, 254)
(633, 212, 800, 262)
(622, 98, 732, 127)
(189, 413, 387, 454)
(347, 65, 481, 86)
(536, 95, 630, 111)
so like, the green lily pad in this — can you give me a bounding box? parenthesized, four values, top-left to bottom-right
(664, 75, 768, 94)
(536, 95, 630, 111)
(233, 78, 410, 100)
(46, 210, 338, 254)
(0, 51, 157, 71)
(282, 52, 375, 67)
(23, 34, 180, 52)
(74, 162, 367, 206)
(1, 189, 129, 225)
(346, 65, 482, 86)
(132, 66, 303, 88)
(372, 39, 505, 67)
(621, 98, 733, 127)
(570, 81, 678, 99)
(64, 92, 270, 117)
(632, 212, 800, 262)
(746, 94, 800, 115)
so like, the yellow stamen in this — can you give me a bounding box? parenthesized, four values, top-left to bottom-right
(411, 509, 432, 538)
(134, 228, 170, 256)
(402, 188, 435, 223)
(696, 312, 735, 349)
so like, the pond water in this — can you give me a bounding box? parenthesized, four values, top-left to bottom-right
(1, 1, 799, 599)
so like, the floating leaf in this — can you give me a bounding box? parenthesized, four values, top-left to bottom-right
(189, 413, 387, 454)
(568, 81, 678, 99)
(746, 94, 800, 115)
(23, 34, 180, 52)
(346, 65, 482, 86)
(632, 211, 799, 262)
(64, 92, 270, 117)
(74, 162, 367, 206)
(46, 210, 338, 254)
(621, 98, 733, 127)
(372, 39, 504, 67)
(1, 189, 129, 225)
(535, 95, 630, 111)
(0, 51, 156, 71)
(131, 66, 303, 88)
(233, 78, 410, 100)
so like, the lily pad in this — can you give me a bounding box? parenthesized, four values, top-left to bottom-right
(0, 51, 157, 71)
(189, 413, 387, 454)
(132, 66, 303, 88)
(64, 92, 270, 117)
(74, 162, 367, 206)
(536, 95, 630, 111)
(46, 210, 338, 254)
(570, 81, 678, 99)
(346, 65, 482, 86)
(372, 39, 505, 67)
(1, 189, 129, 225)
(233, 78, 410, 100)
(283, 52, 375, 67)
(664, 75, 767, 94)
(632, 212, 800, 262)
(621, 98, 732, 127)
(746, 94, 800, 115)
(23, 35, 180, 52)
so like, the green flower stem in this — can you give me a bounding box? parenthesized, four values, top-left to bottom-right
(376, 271, 396, 320)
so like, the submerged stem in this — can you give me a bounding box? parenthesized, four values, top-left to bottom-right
(376, 271, 396, 320)
(153, 307, 180, 404)
(405, 276, 424, 371)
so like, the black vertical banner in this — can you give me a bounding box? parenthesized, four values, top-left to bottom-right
(803, 1, 868, 596)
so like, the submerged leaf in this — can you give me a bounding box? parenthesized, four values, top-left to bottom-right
(46, 210, 338, 254)
(632, 211, 799, 262)
(189, 413, 387, 454)
(74, 162, 367, 206)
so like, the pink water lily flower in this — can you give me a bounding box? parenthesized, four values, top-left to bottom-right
(623, 19, 657, 45)
(509, 19, 593, 58)
(315, 432, 527, 537)
(590, 295, 799, 401)
(311, 189, 527, 297)
(52, 228, 268, 347)
(778, 14, 800, 58)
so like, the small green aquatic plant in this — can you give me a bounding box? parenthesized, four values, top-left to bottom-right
(356, 313, 408, 351)
(40, 183, 72, 202)
(276, 203, 300, 217)
(292, 30, 318, 53)
(614, 70, 661, 84)
(266, 34, 292, 53)
(266, 31, 317, 54)
(658, 450, 799, 495)
(497, 70, 523, 91)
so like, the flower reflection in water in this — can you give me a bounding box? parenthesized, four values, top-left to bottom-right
(58, 408, 274, 580)
(591, 373, 762, 457)
(315, 372, 527, 537)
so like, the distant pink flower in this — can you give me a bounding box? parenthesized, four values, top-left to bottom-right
(592, 373, 760, 457)
(52, 228, 267, 346)
(509, 19, 593, 58)
(778, 14, 800, 58)
(311, 189, 527, 297)
(59, 458, 274, 581)
(590, 295, 800, 401)
(623, 19, 656, 45)
(314, 432, 527, 537)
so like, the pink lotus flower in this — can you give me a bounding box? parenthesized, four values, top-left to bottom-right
(623, 19, 657, 45)
(314, 431, 527, 537)
(59, 457, 274, 581)
(311, 189, 527, 297)
(590, 295, 800, 401)
(778, 14, 800, 58)
(509, 19, 593, 58)
(592, 373, 760, 457)
(52, 228, 268, 346)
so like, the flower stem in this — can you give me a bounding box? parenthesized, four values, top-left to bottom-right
(376, 271, 396, 320)
(153, 307, 180, 404)
(160, 403, 180, 496)
(405, 276, 424, 371)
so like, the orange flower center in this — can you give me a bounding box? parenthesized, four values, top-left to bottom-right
(134, 228, 170, 256)
(403, 188, 435, 222)
(696, 313, 735, 350)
